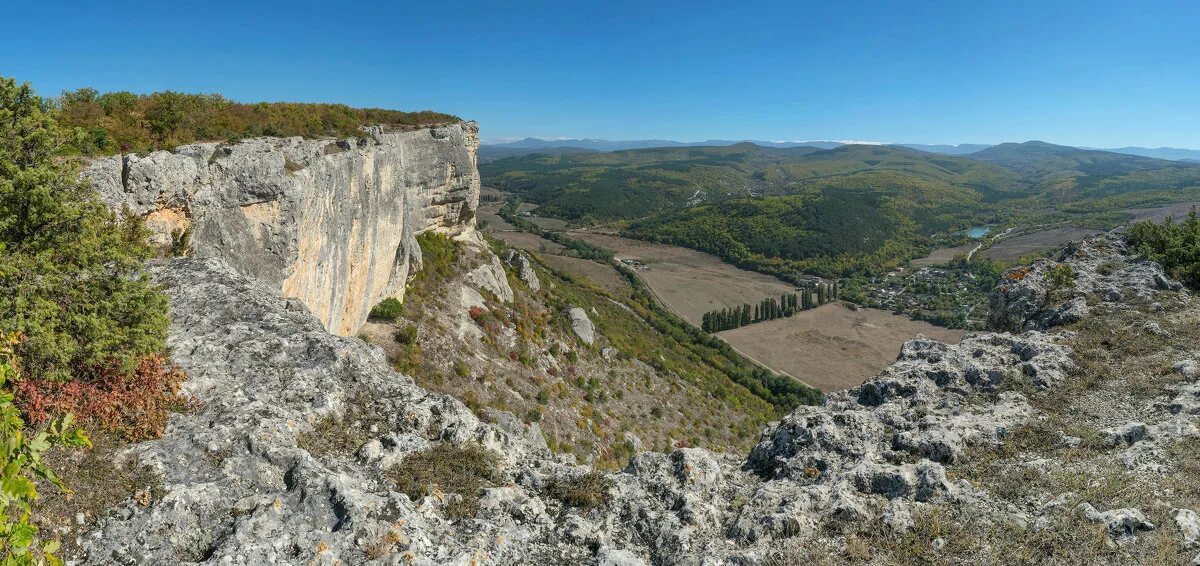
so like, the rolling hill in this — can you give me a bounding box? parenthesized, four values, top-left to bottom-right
(481, 143, 1029, 221)
(968, 141, 1200, 201)
(968, 141, 1189, 182)
(481, 139, 1200, 279)
(481, 143, 827, 219)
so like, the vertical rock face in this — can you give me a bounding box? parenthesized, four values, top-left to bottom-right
(84, 122, 480, 335)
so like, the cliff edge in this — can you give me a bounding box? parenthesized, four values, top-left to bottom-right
(84, 122, 480, 335)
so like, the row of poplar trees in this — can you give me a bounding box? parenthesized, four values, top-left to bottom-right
(701, 281, 838, 333)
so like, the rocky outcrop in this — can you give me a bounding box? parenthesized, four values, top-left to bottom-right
(988, 234, 1181, 331)
(504, 249, 541, 291)
(84, 122, 481, 335)
(79, 255, 1086, 564)
(80, 258, 559, 564)
(464, 252, 514, 303)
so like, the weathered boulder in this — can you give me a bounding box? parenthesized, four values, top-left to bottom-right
(1176, 508, 1200, 547)
(84, 122, 481, 335)
(1177, 359, 1200, 380)
(593, 547, 646, 566)
(565, 306, 596, 345)
(1077, 503, 1156, 538)
(465, 252, 514, 302)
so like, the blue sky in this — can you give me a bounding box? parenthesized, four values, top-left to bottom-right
(3, 0, 1197, 147)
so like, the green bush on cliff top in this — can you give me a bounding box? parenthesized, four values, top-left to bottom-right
(54, 87, 460, 155)
(1127, 207, 1200, 290)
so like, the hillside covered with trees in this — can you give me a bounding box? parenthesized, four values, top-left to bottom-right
(480, 143, 1029, 222)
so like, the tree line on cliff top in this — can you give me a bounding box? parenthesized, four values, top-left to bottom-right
(54, 87, 459, 155)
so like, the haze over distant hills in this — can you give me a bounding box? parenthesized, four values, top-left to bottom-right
(480, 137, 1200, 162)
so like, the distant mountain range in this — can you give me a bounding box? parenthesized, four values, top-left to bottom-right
(480, 137, 1200, 162)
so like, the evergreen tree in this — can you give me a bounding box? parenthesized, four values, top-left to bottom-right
(0, 78, 168, 381)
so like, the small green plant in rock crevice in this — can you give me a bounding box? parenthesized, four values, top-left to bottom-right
(0, 333, 92, 565)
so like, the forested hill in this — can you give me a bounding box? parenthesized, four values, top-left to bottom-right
(481, 139, 1200, 279)
(480, 143, 1025, 220)
(968, 141, 1194, 183)
(480, 143, 826, 219)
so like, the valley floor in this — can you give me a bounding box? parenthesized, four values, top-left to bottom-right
(480, 197, 966, 392)
(717, 303, 965, 392)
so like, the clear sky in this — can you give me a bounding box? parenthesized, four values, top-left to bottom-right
(3, 0, 1197, 147)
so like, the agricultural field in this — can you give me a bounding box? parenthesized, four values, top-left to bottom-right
(718, 303, 967, 391)
(567, 231, 800, 325)
(539, 253, 631, 295)
(982, 227, 1102, 262)
(910, 243, 976, 267)
(1124, 201, 1200, 223)
(526, 215, 569, 230)
(484, 197, 972, 393)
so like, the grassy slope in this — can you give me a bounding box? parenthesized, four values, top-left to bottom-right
(363, 233, 818, 468)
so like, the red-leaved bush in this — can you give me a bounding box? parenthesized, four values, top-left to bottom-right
(14, 355, 191, 441)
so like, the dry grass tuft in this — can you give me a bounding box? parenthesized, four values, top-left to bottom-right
(388, 443, 503, 520)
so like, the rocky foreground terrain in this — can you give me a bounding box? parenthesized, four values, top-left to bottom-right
(70, 229, 1200, 565)
(73, 126, 1200, 564)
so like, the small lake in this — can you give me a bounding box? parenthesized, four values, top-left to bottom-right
(966, 226, 990, 239)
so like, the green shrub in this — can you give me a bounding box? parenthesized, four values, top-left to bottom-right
(416, 232, 460, 279)
(1128, 209, 1200, 289)
(1047, 263, 1076, 290)
(0, 78, 169, 383)
(369, 297, 404, 322)
(388, 443, 502, 520)
(55, 88, 459, 155)
(393, 325, 418, 345)
(452, 359, 470, 378)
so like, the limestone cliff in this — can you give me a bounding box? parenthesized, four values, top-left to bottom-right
(84, 122, 481, 335)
